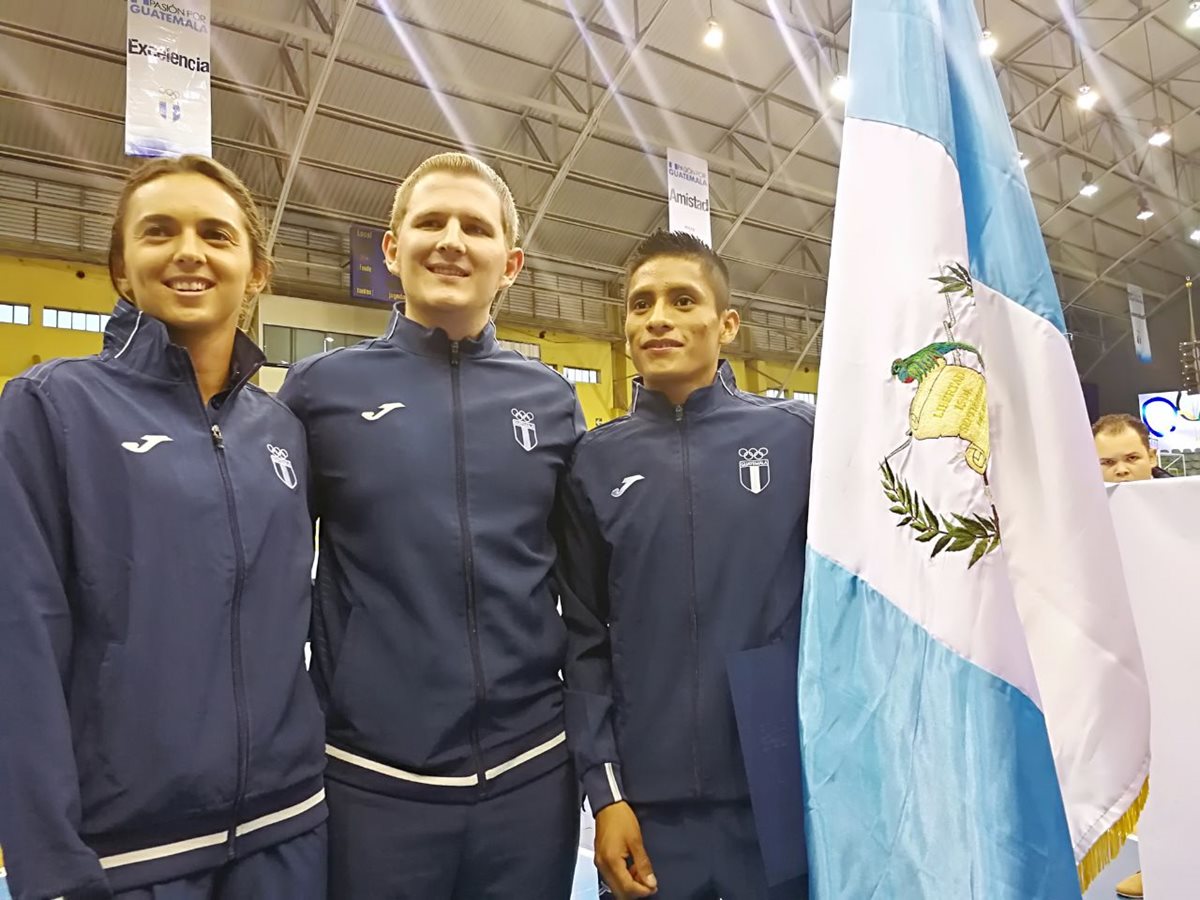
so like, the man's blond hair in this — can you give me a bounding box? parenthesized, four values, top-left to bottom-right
(388, 153, 520, 248)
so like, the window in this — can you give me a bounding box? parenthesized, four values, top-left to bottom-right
(499, 339, 541, 360)
(263, 325, 293, 365)
(261, 325, 368, 366)
(42, 307, 108, 332)
(0, 302, 30, 326)
(562, 366, 600, 384)
(763, 388, 817, 404)
(293, 328, 329, 361)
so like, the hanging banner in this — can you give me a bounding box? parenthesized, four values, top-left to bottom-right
(667, 148, 711, 247)
(125, 0, 212, 158)
(1128, 283, 1152, 364)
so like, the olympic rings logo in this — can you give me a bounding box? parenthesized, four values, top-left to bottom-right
(1141, 392, 1200, 438)
(1142, 397, 1177, 437)
(511, 409, 535, 422)
(739, 447, 769, 461)
(267, 444, 289, 459)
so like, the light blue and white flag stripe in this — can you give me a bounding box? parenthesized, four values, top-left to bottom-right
(798, 0, 1150, 896)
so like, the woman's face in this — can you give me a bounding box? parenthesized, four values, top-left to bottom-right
(114, 172, 264, 337)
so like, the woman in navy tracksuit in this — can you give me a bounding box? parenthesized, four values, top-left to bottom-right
(0, 156, 326, 900)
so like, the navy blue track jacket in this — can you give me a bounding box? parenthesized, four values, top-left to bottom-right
(277, 309, 585, 800)
(0, 301, 326, 900)
(559, 362, 815, 813)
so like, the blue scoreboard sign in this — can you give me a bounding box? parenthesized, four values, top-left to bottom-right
(350, 225, 404, 303)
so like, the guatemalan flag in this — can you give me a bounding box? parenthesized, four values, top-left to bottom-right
(798, 0, 1150, 895)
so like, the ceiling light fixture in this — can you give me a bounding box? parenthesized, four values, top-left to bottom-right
(1079, 172, 1099, 197)
(1018, 151, 1031, 169)
(703, 0, 724, 48)
(978, 0, 998, 58)
(703, 17, 724, 48)
(1149, 121, 1171, 146)
(1189, 227, 1200, 242)
(1136, 195, 1155, 221)
(1076, 83, 1099, 110)
(831, 74, 851, 102)
(1188, 0, 1200, 28)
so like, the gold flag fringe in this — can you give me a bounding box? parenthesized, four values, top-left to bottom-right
(1077, 777, 1149, 894)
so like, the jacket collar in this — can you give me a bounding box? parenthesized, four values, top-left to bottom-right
(382, 304, 500, 360)
(102, 298, 265, 393)
(631, 360, 740, 420)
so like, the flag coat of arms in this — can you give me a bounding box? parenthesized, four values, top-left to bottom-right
(798, 0, 1150, 895)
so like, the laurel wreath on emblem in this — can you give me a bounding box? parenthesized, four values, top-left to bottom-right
(880, 459, 1000, 568)
(880, 263, 1001, 569)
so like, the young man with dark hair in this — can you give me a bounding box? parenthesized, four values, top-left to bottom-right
(1092, 413, 1170, 483)
(279, 153, 584, 899)
(560, 230, 813, 899)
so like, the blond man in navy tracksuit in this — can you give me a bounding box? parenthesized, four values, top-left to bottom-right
(280, 153, 584, 899)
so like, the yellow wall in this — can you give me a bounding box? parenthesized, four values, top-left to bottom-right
(496, 325, 619, 426)
(0, 257, 819, 420)
(0, 257, 116, 390)
(745, 357, 820, 396)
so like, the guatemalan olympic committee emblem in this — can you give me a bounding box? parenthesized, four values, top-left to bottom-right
(267, 444, 298, 490)
(158, 89, 182, 123)
(511, 409, 538, 452)
(738, 447, 771, 494)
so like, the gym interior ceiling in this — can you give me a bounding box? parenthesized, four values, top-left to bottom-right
(1, 0, 1199, 372)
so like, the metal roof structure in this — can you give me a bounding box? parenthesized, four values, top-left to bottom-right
(2, 0, 1199, 371)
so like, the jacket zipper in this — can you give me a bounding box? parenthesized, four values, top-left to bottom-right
(170, 364, 251, 860)
(676, 404, 702, 796)
(208, 420, 251, 857)
(451, 340, 488, 787)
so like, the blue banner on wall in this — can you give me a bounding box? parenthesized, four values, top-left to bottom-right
(350, 225, 404, 303)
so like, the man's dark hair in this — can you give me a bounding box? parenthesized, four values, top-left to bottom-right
(625, 230, 732, 311)
(1091, 413, 1152, 450)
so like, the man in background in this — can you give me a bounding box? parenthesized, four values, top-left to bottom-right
(1092, 413, 1171, 484)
